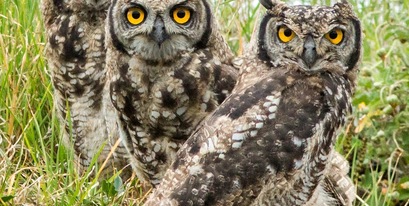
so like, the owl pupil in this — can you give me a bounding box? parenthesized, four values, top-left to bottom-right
(329, 31, 338, 39)
(132, 11, 141, 19)
(177, 10, 185, 18)
(284, 29, 292, 37)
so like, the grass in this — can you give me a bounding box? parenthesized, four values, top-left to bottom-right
(0, 0, 408, 205)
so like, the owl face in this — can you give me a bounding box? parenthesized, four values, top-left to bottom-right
(108, 0, 212, 62)
(258, 0, 361, 73)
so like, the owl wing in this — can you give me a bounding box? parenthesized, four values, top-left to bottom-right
(41, 0, 59, 26)
(211, 61, 238, 104)
(145, 68, 349, 205)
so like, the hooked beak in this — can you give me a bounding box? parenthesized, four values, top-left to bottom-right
(149, 17, 169, 46)
(302, 35, 317, 68)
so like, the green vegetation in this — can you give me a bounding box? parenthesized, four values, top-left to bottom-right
(0, 0, 408, 205)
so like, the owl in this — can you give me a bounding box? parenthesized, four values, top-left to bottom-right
(324, 151, 356, 206)
(105, 0, 238, 186)
(41, 0, 131, 178)
(145, 0, 361, 205)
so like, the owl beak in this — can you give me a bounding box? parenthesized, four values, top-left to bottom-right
(302, 35, 317, 68)
(150, 17, 170, 46)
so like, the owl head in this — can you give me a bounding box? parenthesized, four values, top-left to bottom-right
(257, 0, 361, 75)
(68, 0, 111, 11)
(107, 0, 223, 62)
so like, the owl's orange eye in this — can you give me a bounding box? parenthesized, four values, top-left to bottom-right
(172, 7, 191, 24)
(325, 28, 344, 45)
(278, 26, 296, 43)
(127, 7, 146, 25)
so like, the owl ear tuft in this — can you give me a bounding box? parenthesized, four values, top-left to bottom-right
(335, 0, 353, 9)
(334, 0, 356, 17)
(259, 0, 280, 10)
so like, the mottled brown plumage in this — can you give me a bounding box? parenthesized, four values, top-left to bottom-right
(324, 152, 356, 206)
(41, 0, 131, 178)
(105, 0, 238, 186)
(145, 0, 361, 205)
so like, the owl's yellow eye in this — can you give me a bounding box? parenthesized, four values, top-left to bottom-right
(278, 26, 295, 43)
(325, 28, 344, 45)
(172, 7, 191, 24)
(127, 7, 145, 25)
